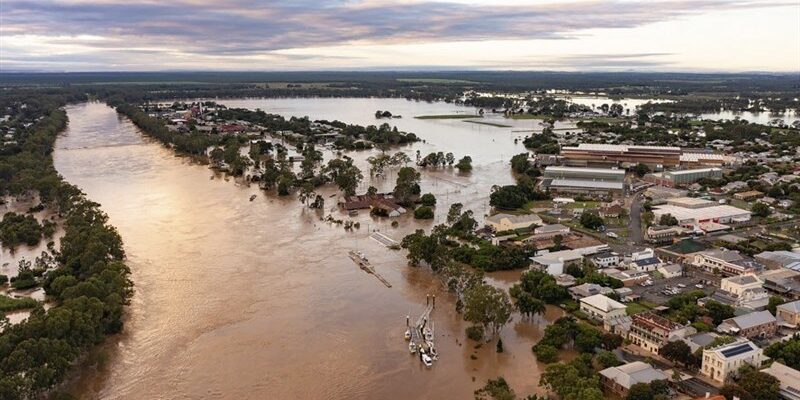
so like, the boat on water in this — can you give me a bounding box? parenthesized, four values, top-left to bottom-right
(404, 329, 411, 340)
(421, 353, 433, 367)
(409, 342, 417, 353)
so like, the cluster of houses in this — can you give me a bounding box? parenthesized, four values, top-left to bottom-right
(478, 193, 800, 398)
(571, 249, 800, 398)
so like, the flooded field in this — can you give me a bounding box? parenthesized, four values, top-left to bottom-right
(53, 100, 566, 399)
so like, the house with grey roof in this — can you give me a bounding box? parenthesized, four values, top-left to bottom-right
(682, 331, 720, 353)
(600, 361, 668, 397)
(717, 310, 777, 339)
(569, 283, 613, 300)
(761, 362, 800, 400)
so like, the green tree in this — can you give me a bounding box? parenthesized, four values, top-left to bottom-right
(634, 163, 651, 177)
(414, 206, 434, 219)
(394, 167, 421, 205)
(580, 212, 604, 230)
(324, 157, 363, 196)
(474, 376, 515, 400)
(658, 213, 678, 226)
(420, 193, 437, 207)
(752, 202, 771, 218)
(659, 340, 694, 367)
(456, 156, 473, 172)
(464, 284, 513, 339)
(540, 362, 603, 400)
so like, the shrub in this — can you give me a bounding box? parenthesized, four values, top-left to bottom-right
(466, 325, 485, 341)
(420, 193, 437, 207)
(414, 205, 434, 219)
(534, 344, 559, 363)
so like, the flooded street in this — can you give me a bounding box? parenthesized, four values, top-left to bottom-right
(54, 101, 564, 399)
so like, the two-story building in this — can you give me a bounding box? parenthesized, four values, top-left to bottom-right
(580, 294, 630, 333)
(702, 339, 768, 383)
(627, 312, 694, 354)
(693, 249, 764, 277)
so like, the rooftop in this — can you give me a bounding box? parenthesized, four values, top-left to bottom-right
(549, 178, 625, 190)
(599, 361, 669, 390)
(661, 239, 709, 255)
(544, 165, 627, 176)
(761, 362, 800, 389)
(580, 294, 626, 312)
(486, 213, 542, 224)
(721, 310, 776, 330)
(706, 339, 760, 360)
(652, 204, 751, 222)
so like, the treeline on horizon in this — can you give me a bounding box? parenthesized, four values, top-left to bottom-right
(2, 70, 798, 94)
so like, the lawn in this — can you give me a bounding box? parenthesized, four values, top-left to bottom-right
(414, 114, 482, 119)
(626, 302, 652, 316)
(579, 117, 625, 124)
(507, 114, 548, 120)
(463, 120, 512, 128)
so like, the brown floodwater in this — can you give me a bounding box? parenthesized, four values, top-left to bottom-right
(53, 100, 566, 400)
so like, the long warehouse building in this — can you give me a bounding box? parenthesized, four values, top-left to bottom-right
(541, 166, 626, 198)
(561, 144, 682, 169)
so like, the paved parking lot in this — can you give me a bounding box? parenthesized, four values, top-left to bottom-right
(630, 275, 715, 305)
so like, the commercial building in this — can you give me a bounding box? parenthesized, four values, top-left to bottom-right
(755, 251, 800, 270)
(540, 166, 626, 197)
(646, 225, 688, 244)
(717, 310, 777, 339)
(761, 269, 800, 300)
(701, 339, 767, 383)
(679, 152, 739, 167)
(761, 362, 800, 400)
(652, 203, 751, 228)
(627, 313, 693, 354)
(693, 249, 764, 277)
(561, 143, 682, 169)
(600, 361, 669, 398)
(646, 167, 723, 187)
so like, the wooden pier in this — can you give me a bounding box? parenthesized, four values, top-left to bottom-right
(348, 250, 392, 288)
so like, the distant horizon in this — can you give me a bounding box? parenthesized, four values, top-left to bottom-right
(2, 69, 798, 75)
(2, 1, 798, 73)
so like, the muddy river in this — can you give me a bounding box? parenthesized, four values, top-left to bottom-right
(53, 100, 567, 399)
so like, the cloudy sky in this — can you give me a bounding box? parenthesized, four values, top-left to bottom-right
(1, 0, 798, 72)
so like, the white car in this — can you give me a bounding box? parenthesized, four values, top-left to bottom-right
(695, 284, 704, 289)
(677, 284, 687, 288)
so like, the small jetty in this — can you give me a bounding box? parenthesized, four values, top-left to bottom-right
(370, 232, 400, 249)
(405, 294, 437, 367)
(348, 250, 392, 288)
